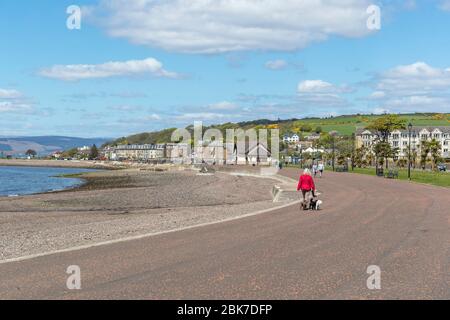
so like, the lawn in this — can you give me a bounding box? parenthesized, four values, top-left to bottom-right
(290, 113, 450, 136)
(349, 167, 450, 188)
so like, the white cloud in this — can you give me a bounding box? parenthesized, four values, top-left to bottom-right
(146, 114, 161, 121)
(368, 62, 450, 113)
(39, 57, 179, 81)
(265, 60, 288, 70)
(376, 62, 450, 94)
(174, 113, 229, 121)
(298, 80, 334, 93)
(296, 79, 353, 110)
(438, 0, 450, 11)
(85, 0, 376, 53)
(208, 101, 239, 110)
(369, 91, 386, 99)
(0, 89, 35, 114)
(111, 105, 143, 112)
(0, 101, 33, 113)
(0, 89, 22, 99)
(373, 107, 390, 115)
(298, 80, 353, 94)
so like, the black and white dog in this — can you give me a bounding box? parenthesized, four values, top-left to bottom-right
(309, 197, 323, 210)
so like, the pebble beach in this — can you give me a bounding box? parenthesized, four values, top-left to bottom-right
(0, 165, 297, 261)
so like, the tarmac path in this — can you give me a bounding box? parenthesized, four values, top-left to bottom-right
(0, 168, 448, 299)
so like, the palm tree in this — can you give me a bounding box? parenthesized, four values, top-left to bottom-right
(412, 149, 418, 169)
(354, 146, 367, 168)
(428, 139, 442, 171)
(366, 152, 374, 167)
(420, 140, 431, 170)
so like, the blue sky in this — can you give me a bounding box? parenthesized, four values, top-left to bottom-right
(1, 0, 450, 137)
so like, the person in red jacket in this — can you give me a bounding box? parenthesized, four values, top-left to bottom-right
(297, 168, 316, 202)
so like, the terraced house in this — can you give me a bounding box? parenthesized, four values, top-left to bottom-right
(104, 144, 166, 161)
(356, 126, 450, 159)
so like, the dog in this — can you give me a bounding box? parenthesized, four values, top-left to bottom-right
(309, 198, 323, 210)
(301, 200, 309, 210)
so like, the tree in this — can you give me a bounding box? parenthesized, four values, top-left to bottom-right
(373, 142, 391, 168)
(300, 124, 313, 132)
(366, 115, 406, 168)
(422, 139, 442, 171)
(315, 126, 322, 134)
(396, 158, 408, 168)
(366, 152, 374, 167)
(420, 140, 430, 170)
(89, 144, 99, 160)
(366, 114, 406, 142)
(354, 146, 367, 168)
(25, 149, 37, 158)
(61, 148, 78, 159)
(315, 132, 333, 149)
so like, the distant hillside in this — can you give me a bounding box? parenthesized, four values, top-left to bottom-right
(105, 113, 450, 147)
(0, 136, 110, 156)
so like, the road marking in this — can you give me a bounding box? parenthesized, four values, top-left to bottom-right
(0, 199, 301, 265)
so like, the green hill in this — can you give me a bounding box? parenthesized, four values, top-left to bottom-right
(105, 113, 450, 146)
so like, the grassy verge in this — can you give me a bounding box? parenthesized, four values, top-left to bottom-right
(284, 164, 449, 187)
(349, 167, 450, 188)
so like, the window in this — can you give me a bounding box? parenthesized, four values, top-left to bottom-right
(393, 141, 399, 147)
(403, 141, 408, 146)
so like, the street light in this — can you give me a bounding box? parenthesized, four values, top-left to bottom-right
(299, 146, 303, 169)
(330, 131, 337, 172)
(408, 122, 413, 180)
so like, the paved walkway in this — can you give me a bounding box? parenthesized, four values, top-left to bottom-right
(0, 168, 448, 299)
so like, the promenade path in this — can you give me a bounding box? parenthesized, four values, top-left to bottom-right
(0, 168, 448, 299)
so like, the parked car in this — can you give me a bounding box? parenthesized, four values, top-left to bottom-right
(437, 163, 447, 172)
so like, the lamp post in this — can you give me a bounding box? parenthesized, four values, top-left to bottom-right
(299, 147, 303, 169)
(330, 131, 337, 172)
(408, 122, 413, 180)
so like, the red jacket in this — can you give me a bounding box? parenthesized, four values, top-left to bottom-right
(297, 174, 315, 191)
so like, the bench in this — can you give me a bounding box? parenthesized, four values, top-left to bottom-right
(376, 168, 384, 177)
(335, 166, 349, 172)
(385, 169, 399, 179)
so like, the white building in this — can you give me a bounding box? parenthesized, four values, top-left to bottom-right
(236, 143, 272, 165)
(283, 134, 300, 144)
(304, 147, 325, 154)
(356, 126, 450, 158)
(105, 144, 165, 161)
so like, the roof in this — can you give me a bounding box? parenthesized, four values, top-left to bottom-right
(356, 126, 450, 135)
(115, 144, 165, 150)
(246, 143, 271, 156)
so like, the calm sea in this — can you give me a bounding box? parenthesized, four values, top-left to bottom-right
(0, 166, 98, 197)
